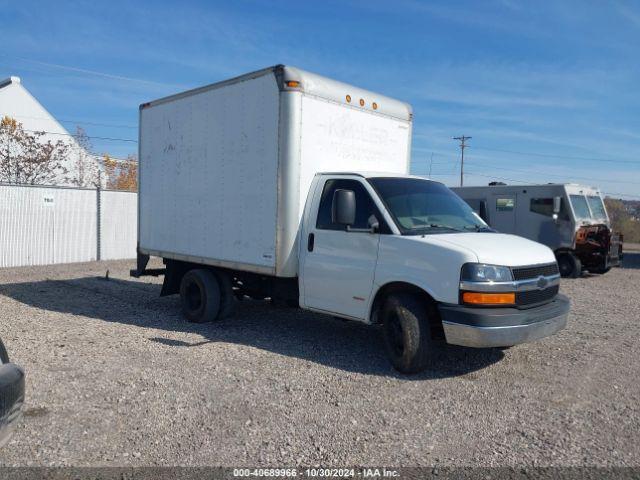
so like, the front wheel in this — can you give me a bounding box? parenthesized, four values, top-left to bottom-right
(557, 252, 581, 278)
(381, 293, 433, 374)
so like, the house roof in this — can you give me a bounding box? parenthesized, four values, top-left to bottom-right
(0, 74, 80, 147)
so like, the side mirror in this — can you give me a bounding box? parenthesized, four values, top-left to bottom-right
(553, 196, 561, 214)
(479, 200, 489, 222)
(332, 189, 356, 226)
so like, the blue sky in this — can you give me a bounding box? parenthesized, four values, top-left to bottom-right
(1, 0, 639, 197)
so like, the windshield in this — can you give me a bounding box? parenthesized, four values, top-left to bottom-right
(570, 194, 591, 220)
(368, 177, 490, 234)
(587, 195, 607, 220)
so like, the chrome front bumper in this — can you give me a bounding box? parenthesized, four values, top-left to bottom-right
(439, 294, 570, 348)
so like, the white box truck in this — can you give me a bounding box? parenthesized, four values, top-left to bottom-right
(452, 183, 623, 278)
(132, 65, 569, 373)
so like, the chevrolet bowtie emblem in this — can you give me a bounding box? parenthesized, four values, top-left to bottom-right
(536, 276, 549, 290)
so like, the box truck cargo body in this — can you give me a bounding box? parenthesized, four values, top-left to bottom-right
(138, 65, 412, 277)
(134, 65, 569, 373)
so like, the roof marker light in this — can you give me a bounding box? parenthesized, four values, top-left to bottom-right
(346, 94, 351, 103)
(359, 98, 365, 107)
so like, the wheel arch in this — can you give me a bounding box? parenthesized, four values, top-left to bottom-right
(368, 281, 444, 338)
(369, 282, 443, 336)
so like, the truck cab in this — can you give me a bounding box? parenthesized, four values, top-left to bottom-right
(298, 173, 569, 372)
(559, 185, 622, 276)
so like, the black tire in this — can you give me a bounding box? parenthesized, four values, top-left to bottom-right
(215, 270, 236, 319)
(179, 269, 221, 323)
(381, 293, 433, 374)
(557, 253, 581, 278)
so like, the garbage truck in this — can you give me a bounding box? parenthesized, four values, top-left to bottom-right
(131, 65, 569, 373)
(453, 183, 623, 278)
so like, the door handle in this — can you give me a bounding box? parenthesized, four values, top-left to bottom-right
(307, 233, 315, 252)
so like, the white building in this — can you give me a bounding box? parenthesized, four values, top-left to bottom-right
(0, 76, 101, 187)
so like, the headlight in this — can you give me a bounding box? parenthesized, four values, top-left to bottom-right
(461, 263, 513, 283)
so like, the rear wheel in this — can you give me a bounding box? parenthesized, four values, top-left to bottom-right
(215, 270, 237, 319)
(179, 269, 221, 323)
(557, 252, 581, 278)
(381, 293, 433, 374)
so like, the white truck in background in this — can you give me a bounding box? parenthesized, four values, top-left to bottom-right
(132, 65, 569, 373)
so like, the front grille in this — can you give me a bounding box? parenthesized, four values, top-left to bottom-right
(516, 285, 559, 307)
(512, 263, 559, 281)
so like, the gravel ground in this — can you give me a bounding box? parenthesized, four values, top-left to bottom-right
(0, 255, 639, 467)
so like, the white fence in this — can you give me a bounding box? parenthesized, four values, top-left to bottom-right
(0, 184, 137, 268)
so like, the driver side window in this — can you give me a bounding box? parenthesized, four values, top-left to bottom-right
(316, 179, 388, 232)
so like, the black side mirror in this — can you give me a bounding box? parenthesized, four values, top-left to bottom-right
(479, 200, 488, 222)
(332, 189, 356, 226)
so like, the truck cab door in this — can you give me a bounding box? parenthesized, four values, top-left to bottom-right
(300, 178, 384, 321)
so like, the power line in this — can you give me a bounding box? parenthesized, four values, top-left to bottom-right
(21, 129, 137, 143)
(601, 192, 640, 199)
(470, 146, 640, 165)
(1, 113, 136, 130)
(453, 135, 471, 187)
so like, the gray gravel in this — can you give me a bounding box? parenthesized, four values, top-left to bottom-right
(0, 255, 639, 467)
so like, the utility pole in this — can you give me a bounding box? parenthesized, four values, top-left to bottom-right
(428, 152, 434, 177)
(453, 135, 471, 187)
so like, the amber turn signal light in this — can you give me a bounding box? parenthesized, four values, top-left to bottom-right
(286, 81, 300, 88)
(462, 292, 516, 305)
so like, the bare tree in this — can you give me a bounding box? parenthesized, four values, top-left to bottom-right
(0, 116, 70, 185)
(66, 126, 100, 188)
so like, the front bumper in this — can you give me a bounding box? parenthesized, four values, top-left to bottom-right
(438, 294, 570, 348)
(0, 362, 25, 448)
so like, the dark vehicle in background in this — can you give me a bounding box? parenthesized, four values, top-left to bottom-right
(0, 337, 24, 448)
(453, 183, 623, 278)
